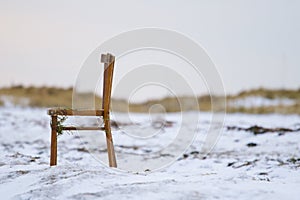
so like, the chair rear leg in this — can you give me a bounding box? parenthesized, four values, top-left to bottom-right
(104, 118, 117, 167)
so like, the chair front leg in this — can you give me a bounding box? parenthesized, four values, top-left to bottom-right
(50, 115, 57, 166)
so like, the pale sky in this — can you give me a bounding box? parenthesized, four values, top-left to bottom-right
(1, 0, 299, 97)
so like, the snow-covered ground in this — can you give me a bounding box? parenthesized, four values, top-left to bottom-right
(228, 96, 296, 108)
(0, 107, 300, 200)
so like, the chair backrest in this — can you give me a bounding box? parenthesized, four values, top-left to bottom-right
(101, 53, 115, 113)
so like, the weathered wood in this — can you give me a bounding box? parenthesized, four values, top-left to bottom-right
(101, 54, 110, 63)
(50, 115, 57, 166)
(48, 109, 104, 116)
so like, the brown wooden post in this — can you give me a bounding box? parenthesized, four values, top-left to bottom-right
(102, 53, 117, 168)
(104, 113, 117, 167)
(50, 115, 57, 166)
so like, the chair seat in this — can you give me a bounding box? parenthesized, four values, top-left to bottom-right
(61, 126, 105, 131)
(48, 108, 105, 116)
(48, 108, 106, 131)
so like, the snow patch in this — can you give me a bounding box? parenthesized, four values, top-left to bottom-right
(229, 96, 295, 108)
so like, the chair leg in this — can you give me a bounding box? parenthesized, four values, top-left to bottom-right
(50, 115, 57, 166)
(104, 117, 117, 168)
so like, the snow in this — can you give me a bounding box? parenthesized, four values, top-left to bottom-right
(0, 106, 300, 199)
(228, 96, 295, 108)
(0, 96, 30, 107)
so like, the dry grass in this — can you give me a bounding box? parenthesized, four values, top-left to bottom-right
(228, 88, 300, 100)
(0, 86, 299, 114)
(0, 85, 73, 107)
(226, 88, 300, 115)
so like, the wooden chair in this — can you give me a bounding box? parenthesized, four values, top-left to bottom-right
(47, 53, 117, 168)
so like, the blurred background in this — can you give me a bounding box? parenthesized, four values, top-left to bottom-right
(0, 0, 299, 113)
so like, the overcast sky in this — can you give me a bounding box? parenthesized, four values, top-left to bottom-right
(1, 0, 299, 97)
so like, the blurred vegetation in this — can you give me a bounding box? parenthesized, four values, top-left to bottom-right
(227, 87, 300, 100)
(0, 85, 73, 107)
(225, 88, 300, 115)
(0, 86, 299, 115)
